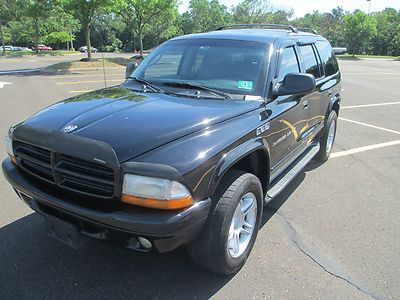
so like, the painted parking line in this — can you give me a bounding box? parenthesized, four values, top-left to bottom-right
(68, 90, 94, 93)
(338, 117, 400, 135)
(56, 79, 122, 85)
(51, 73, 123, 79)
(331, 140, 400, 158)
(341, 101, 400, 109)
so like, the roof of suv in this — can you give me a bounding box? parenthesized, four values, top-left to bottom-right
(172, 28, 326, 44)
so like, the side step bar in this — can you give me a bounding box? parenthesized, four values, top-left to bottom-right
(265, 143, 320, 204)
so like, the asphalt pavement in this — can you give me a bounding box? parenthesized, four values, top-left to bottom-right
(0, 56, 399, 299)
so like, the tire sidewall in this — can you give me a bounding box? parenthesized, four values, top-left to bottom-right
(319, 110, 338, 160)
(215, 173, 263, 273)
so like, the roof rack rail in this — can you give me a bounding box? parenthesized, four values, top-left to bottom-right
(296, 27, 318, 34)
(215, 24, 298, 33)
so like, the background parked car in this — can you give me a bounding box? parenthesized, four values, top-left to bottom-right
(333, 47, 347, 55)
(79, 46, 98, 53)
(32, 44, 52, 51)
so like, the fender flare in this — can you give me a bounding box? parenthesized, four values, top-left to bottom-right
(206, 137, 271, 197)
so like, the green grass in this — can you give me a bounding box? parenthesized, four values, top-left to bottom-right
(337, 53, 399, 60)
(0, 50, 77, 57)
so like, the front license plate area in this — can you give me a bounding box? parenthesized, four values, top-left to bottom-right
(46, 215, 84, 249)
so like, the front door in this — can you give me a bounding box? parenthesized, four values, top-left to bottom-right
(266, 46, 309, 180)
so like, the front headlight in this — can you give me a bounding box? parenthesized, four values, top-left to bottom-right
(122, 174, 193, 210)
(4, 127, 16, 164)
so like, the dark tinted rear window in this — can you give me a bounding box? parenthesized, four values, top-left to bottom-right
(316, 41, 339, 76)
(299, 45, 321, 78)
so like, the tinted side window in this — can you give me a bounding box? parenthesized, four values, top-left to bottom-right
(299, 45, 321, 78)
(315, 41, 339, 76)
(277, 46, 300, 82)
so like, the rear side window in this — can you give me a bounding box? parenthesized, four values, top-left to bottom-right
(315, 41, 339, 76)
(277, 46, 300, 82)
(299, 45, 321, 78)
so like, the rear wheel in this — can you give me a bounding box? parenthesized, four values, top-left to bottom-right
(316, 110, 338, 162)
(187, 170, 263, 274)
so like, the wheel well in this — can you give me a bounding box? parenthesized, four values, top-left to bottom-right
(230, 150, 269, 194)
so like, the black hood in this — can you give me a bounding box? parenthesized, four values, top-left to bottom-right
(23, 87, 260, 162)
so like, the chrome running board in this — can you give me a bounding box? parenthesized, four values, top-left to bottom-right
(265, 143, 320, 204)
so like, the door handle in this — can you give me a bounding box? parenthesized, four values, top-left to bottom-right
(303, 100, 309, 110)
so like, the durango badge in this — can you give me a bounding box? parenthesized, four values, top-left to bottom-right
(63, 124, 78, 133)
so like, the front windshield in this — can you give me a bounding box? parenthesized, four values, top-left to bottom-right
(131, 38, 269, 96)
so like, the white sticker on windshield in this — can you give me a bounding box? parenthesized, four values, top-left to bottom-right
(237, 80, 253, 90)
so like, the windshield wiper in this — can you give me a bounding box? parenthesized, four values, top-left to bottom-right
(127, 77, 164, 93)
(163, 81, 232, 99)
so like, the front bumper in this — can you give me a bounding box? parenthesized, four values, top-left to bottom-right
(2, 158, 211, 253)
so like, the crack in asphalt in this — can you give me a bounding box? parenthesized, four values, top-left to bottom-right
(267, 208, 383, 300)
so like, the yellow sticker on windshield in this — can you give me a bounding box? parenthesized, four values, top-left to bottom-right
(238, 81, 253, 90)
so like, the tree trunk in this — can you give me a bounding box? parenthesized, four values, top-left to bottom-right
(85, 22, 92, 60)
(0, 22, 5, 55)
(138, 30, 143, 57)
(34, 17, 40, 54)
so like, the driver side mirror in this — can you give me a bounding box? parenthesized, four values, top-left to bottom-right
(125, 61, 139, 79)
(273, 73, 316, 97)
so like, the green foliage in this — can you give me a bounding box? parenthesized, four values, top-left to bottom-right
(371, 8, 400, 56)
(118, 0, 178, 54)
(44, 31, 71, 44)
(189, 0, 231, 32)
(232, 0, 292, 24)
(343, 10, 377, 55)
(2, 0, 399, 57)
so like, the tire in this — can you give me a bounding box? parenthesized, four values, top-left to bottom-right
(187, 170, 263, 274)
(316, 110, 338, 162)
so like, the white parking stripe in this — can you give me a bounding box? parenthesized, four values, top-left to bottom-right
(338, 117, 400, 135)
(331, 140, 400, 158)
(341, 102, 400, 109)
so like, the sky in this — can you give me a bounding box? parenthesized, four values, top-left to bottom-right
(179, 0, 400, 18)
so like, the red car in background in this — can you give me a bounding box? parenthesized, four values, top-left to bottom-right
(32, 44, 52, 51)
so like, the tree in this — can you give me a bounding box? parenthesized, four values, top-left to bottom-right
(118, 0, 177, 56)
(371, 8, 400, 56)
(343, 10, 377, 55)
(0, 0, 19, 54)
(188, 0, 231, 32)
(294, 10, 344, 46)
(61, 0, 120, 59)
(232, 0, 292, 26)
(25, 0, 55, 53)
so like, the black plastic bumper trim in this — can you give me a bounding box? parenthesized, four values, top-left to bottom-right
(2, 159, 211, 251)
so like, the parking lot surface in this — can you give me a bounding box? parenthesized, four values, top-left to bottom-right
(0, 57, 399, 299)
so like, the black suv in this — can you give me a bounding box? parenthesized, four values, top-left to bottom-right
(2, 25, 341, 274)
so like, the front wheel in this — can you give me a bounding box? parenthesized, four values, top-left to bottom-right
(316, 110, 338, 162)
(187, 170, 263, 274)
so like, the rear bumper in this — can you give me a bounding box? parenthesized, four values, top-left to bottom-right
(2, 158, 211, 253)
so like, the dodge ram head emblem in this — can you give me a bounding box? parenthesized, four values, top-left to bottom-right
(63, 124, 78, 133)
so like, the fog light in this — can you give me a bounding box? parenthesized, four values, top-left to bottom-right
(138, 237, 152, 249)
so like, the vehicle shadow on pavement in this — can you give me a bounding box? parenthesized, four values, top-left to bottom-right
(261, 172, 306, 227)
(0, 213, 231, 299)
(261, 156, 325, 226)
(0, 164, 320, 299)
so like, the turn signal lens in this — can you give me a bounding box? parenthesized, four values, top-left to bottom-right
(121, 194, 193, 210)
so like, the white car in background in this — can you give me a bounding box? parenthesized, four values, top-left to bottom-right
(79, 46, 98, 53)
